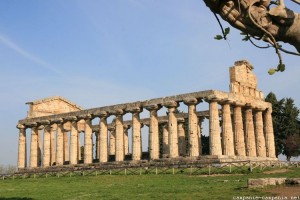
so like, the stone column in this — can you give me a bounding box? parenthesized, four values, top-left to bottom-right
(208, 99, 222, 156)
(99, 111, 109, 163)
(233, 105, 246, 156)
(43, 124, 51, 167)
(115, 109, 125, 162)
(123, 124, 130, 155)
(17, 124, 26, 169)
(198, 117, 204, 155)
(84, 115, 93, 164)
(95, 132, 99, 160)
(50, 125, 56, 166)
(56, 121, 64, 166)
(145, 104, 161, 160)
(184, 98, 200, 157)
(77, 131, 81, 161)
(69, 117, 78, 165)
(127, 107, 142, 161)
(37, 127, 43, 166)
(165, 101, 179, 158)
(264, 107, 276, 158)
(109, 127, 116, 156)
(177, 118, 186, 156)
(244, 106, 257, 157)
(30, 126, 38, 168)
(254, 108, 266, 157)
(221, 102, 235, 156)
(63, 130, 69, 162)
(162, 122, 169, 157)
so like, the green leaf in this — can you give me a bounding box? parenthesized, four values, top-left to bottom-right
(277, 64, 286, 72)
(242, 36, 250, 41)
(240, 32, 247, 35)
(268, 68, 277, 75)
(214, 35, 223, 40)
(224, 27, 230, 35)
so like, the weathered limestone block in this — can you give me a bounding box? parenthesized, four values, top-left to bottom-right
(285, 178, 300, 185)
(248, 178, 286, 188)
(264, 108, 276, 158)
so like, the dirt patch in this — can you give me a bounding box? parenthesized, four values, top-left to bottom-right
(263, 169, 291, 174)
(266, 185, 300, 197)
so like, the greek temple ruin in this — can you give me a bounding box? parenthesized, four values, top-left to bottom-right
(16, 60, 277, 170)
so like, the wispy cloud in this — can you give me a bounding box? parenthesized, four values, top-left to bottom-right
(0, 34, 61, 75)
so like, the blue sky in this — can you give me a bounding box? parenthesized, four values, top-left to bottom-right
(0, 1, 299, 165)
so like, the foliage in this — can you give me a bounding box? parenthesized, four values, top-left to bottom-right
(265, 92, 300, 160)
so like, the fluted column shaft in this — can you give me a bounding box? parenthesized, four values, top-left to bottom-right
(166, 101, 179, 158)
(37, 128, 42, 166)
(77, 131, 81, 161)
(222, 103, 234, 156)
(146, 105, 161, 160)
(184, 98, 200, 157)
(198, 117, 203, 155)
(109, 127, 116, 155)
(56, 123, 64, 166)
(17, 125, 26, 169)
(254, 110, 266, 157)
(43, 125, 51, 167)
(115, 110, 125, 162)
(63, 131, 69, 162)
(70, 121, 78, 165)
(245, 107, 256, 157)
(84, 117, 93, 164)
(124, 125, 130, 155)
(131, 109, 142, 161)
(209, 101, 222, 156)
(99, 112, 108, 162)
(233, 106, 246, 156)
(178, 119, 186, 156)
(264, 108, 276, 158)
(50, 126, 56, 166)
(30, 127, 38, 168)
(162, 123, 169, 157)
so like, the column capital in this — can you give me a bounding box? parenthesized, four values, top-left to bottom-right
(63, 116, 77, 123)
(177, 118, 185, 124)
(94, 111, 109, 118)
(183, 98, 202, 105)
(108, 126, 115, 132)
(232, 101, 245, 107)
(265, 107, 273, 113)
(16, 124, 26, 129)
(163, 100, 178, 108)
(219, 98, 235, 105)
(110, 109, 125, 116)
(253, 106, 265, 112)
(145, 104, 162, 111)
(244, 103, 254, 109)
(50, 118, 63, 124)
(126, 107, 143, 113)
(24, 122, 37, 128)
(123, 124, 131, 130)
(78, 114, 92, 120)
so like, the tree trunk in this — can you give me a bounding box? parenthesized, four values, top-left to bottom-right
(204, 0, 300, 52)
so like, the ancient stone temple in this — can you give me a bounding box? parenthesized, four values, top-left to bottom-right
(16, 60, 277, 170)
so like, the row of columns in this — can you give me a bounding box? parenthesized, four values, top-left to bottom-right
(17, 98, 276, 169)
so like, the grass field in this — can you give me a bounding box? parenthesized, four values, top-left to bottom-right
(0, 167, 299, 200)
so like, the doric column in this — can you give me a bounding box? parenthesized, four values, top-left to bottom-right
(30, 126, 38, 168)
(244, 105, 256, 157)
(177, 118, 186, 156)
(126, 107, 142, 161)
(184, 98, 200, 157)
(67, 116, 78, 165)
(233, 104, 246, 156)
(63, 130, 69, 162)
(165, 101, 179, 158)
(37, 126, 43, 166)
(99, 111, 109, 163)
(50, 124, 56, 166)
(77, 130, 81, 161)
(145, 104, 161, 160)
(43, 123, 52, 167)
(221, 102, 234, 156)
(109, 127, 116, 156)
(123, 124, 130, 156)
(95, 132, 99, 160)
(115, 109, 125, 162)
(264, 107, 276, 158)
(198, 117, 204, 155)
(17, 124, 26, 169)
(162, 122, 169, 157)
(208, 99, 222, 156)
(84, 115, 93, 164)
(56, 120, 64, 166)
(254, 108, 266, 157)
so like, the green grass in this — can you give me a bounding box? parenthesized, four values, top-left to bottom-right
(0, 167, 299, 200)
